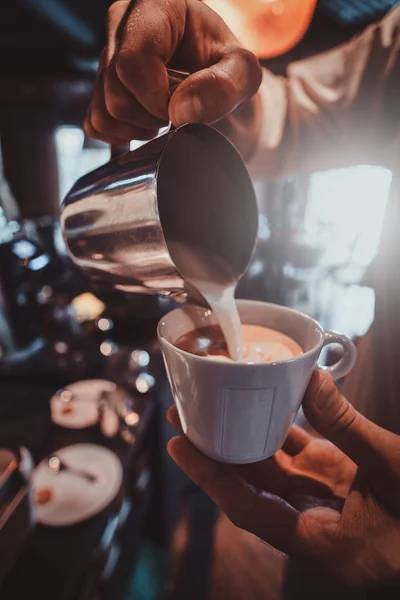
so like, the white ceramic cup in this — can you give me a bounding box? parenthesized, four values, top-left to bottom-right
(158, 300, 357, 464)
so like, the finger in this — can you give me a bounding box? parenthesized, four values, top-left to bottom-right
(114, 2, 171, 120)
(105, 1, 167, 134)
(107, 1, 168, 120)
(169, 49, 262, 126)
(303, 371, 400, 476)
(282, 426, 313, 456)
(116, 52, 169, 121)
(104, 58, 167, 131)
(168, 436, 319, 557)
(91, 62, 156, 143)
(166, 406, 183, 433)
(86, 94, 156, 144)
(84, 110, 129, 147)
(106, 1, 130, 63)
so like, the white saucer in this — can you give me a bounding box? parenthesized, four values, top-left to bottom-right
(50, 379, 116, 429)
(33, 444, 123, 527)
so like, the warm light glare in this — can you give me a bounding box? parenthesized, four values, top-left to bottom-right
(131, 350, 150, 367)
(305, 165, 392, 338)
(307, 166, 392, 268)
(97, 318, 113, 332)
(59, 390, 73, 403)
(100, 341, 116, 357)
(54, 341, 68, 355)
(72, 293, 105, 323)
(48, 456, 60, 471)
(204, 0, 317, 58)
(271, 2, 285, 16)
(125, 412, 140, 426)
(135, 374, 155, 394)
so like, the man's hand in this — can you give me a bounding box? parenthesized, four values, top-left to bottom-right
(85, 0, 262, 157)
(167, 371, 400, 587)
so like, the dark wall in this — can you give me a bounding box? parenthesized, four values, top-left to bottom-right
(2, 1, 397, 75)
(0, 0, 113, 72)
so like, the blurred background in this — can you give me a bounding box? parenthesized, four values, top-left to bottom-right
(0, 1, 396, 600)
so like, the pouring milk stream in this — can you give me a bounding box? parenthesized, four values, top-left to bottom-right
(167, 242, 296, 364)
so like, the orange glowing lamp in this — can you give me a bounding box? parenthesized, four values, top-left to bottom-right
(205, 0, 317, 58)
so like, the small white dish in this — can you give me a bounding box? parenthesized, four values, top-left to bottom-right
(50, 379, 116, 429)
(33, 444, 123, 527)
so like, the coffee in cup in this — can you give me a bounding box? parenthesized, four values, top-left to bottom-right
(175, 324, 303, 363)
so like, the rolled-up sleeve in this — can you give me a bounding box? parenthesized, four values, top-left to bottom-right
(247, 5, 400, 179)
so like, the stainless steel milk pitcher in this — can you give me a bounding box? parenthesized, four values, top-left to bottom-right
(61, 122, 258, 304)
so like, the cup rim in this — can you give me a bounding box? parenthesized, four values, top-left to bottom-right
(157, 299, 324, 368)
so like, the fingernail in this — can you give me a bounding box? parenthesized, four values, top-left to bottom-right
(171, 94, 205, 126)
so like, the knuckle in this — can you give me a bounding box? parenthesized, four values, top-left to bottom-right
(104, 95, 126, 121)
(231, 47, 262, 89)
(90, 110, 109, 134)
(117, 39, 150, 66)
(83, 119, 93, 137)
(107, 1, 129, 22)
(328, 392, 358, 434)
(312, 374, 359, 434)
(137, 36, 161, 55)
(114, 50, 135, 85)
(83, 113, 99, 139)
(237, 47, 260, 68)
(116, 39, 157, 83)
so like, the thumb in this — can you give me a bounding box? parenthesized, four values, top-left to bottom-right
(168, 49, 262, 126)
(303, 371, 400, 479)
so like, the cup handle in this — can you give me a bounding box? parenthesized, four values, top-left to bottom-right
(318, 331, 357, 381)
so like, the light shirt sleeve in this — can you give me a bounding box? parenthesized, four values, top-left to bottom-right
(247, 5, 400, 179)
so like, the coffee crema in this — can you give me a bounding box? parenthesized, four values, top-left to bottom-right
(175, 324, 303, 363)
